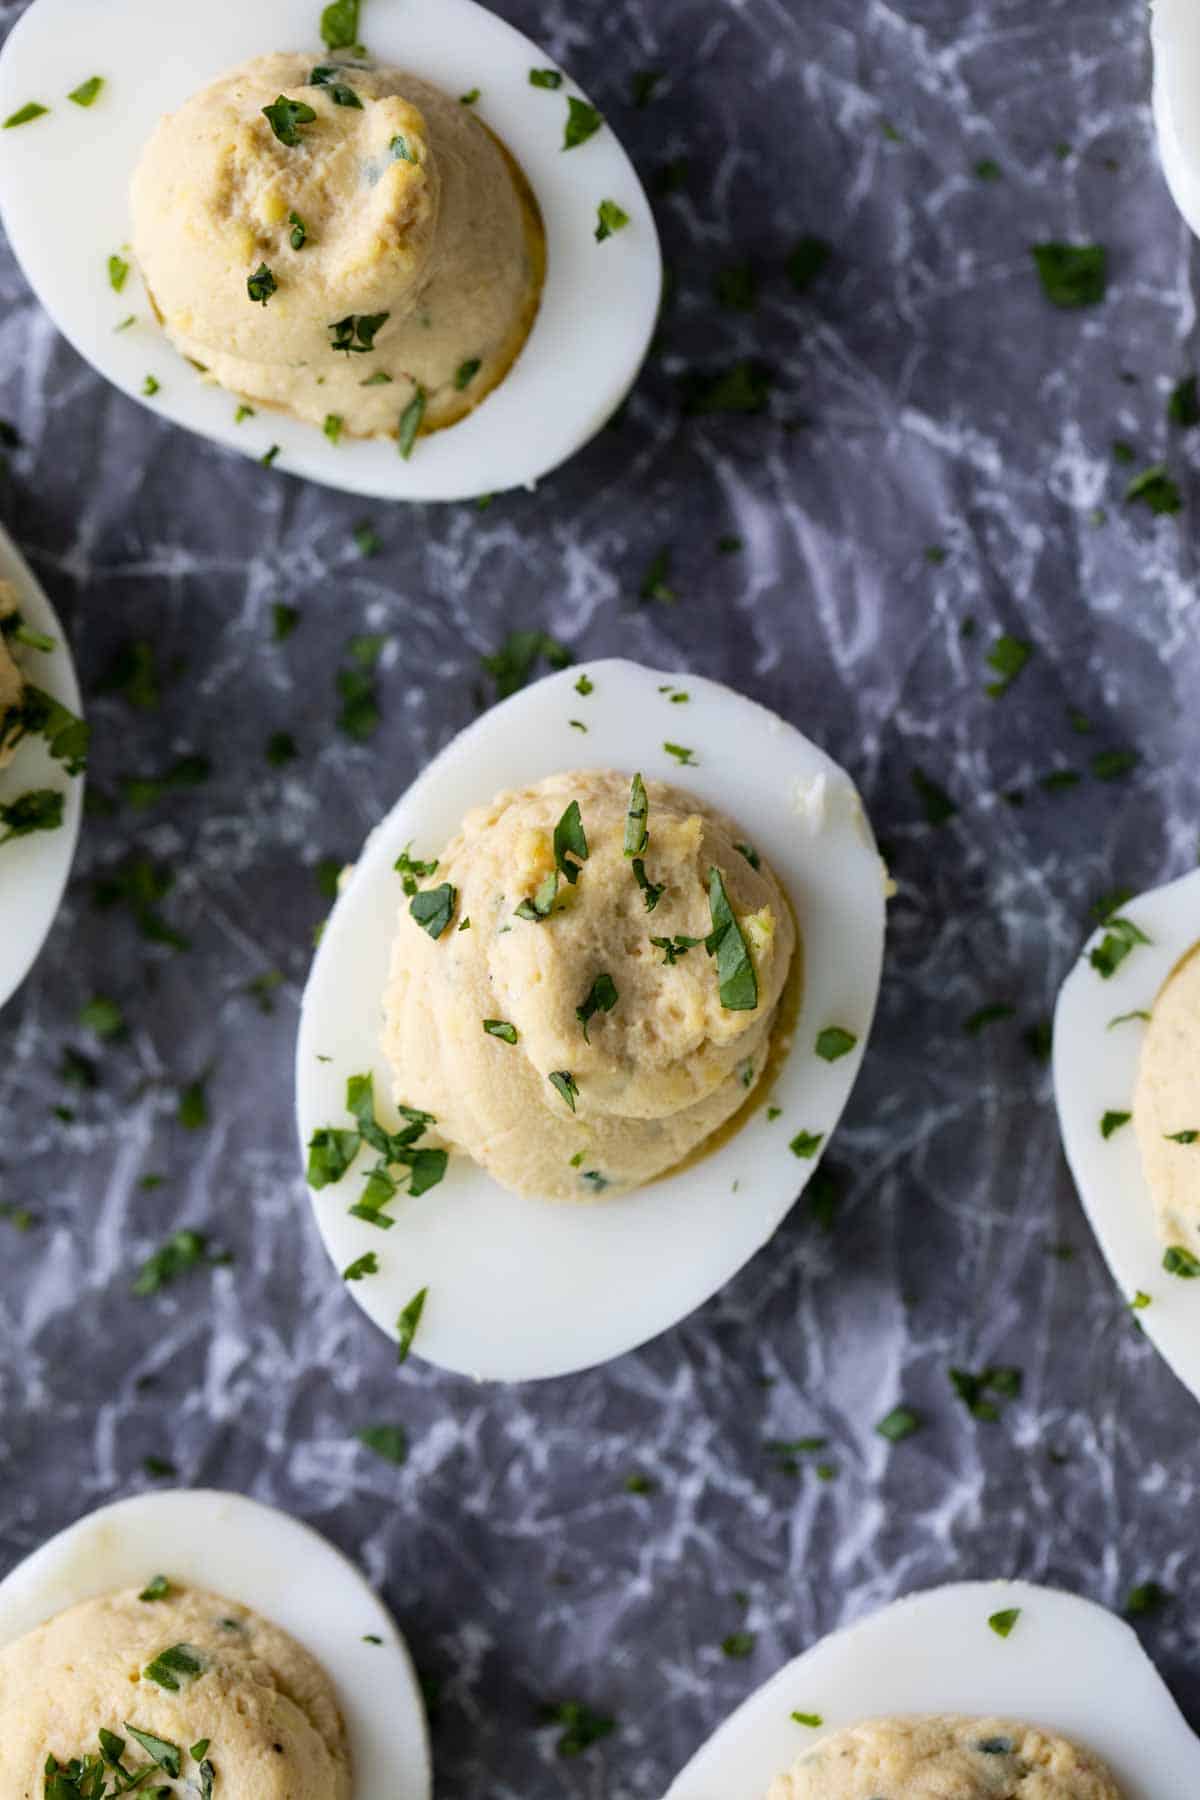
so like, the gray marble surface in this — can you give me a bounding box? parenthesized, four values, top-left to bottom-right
(2, 0, 1200, 1793)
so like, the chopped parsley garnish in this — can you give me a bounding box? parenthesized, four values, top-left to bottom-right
(515, 870, 559, 921)
(554, 799, 589, 884)
(122, 1724, 181, 1777)
(1100, 1109, 1130, 1139)
(682, 359, 771, 414)
(132, 1229, 228, 1296)
(530, 68, 563, 89)
(706, 866, 757, 1011)
(651, 934, 700, 964)
(1166, 1129, 1199, 1143)
(459, 87, 481, 105)
(631, 68, 663, 105)
(343, 1250, 379, 1280)
(455, 357, 482, 390)
(80, 996, 124, 1039)
(247, 263, 277, 305)
(563, 96, 604, 150)
(574, 673, 594, 696)
(178, 1075, 208, 1129)
(964, 1002, 1014, 1034)
(68, 76, 104, 107)
(624, 772, 649, 856)
(789, 1129, 824, 1159)
(1169, 374, 1200, 428)
(576, 973, 617, 1041)
(722, 1630, 755, 1659)
(108, 253, 129, 292)
(289, 210, 309, 249)
(329, 312, 390, 353)
(141, 374, 160, 397)
(541, 1700, 615, 1758)
(876, 1405, 921, 1442)
(398, 386, 425, 458)
(1031, 242, 1107, 308)
(483, 1018, 518, 1043)
(143, 1643, 207, 1691)
(308, 1072, 446, 1221)
(482, 629, 571, 698)
(1091, 747, 1140, 781)
(93, 856, 188, 948)
(815, 1026, 856, 1062)
(1089, 913, 1150, 978)
(632, 860, 665, 910)
(235, 402, 255, 422)
(139, 1574, 171, 1602)
(410, 882, 457, 938)
(988, 1607, 1020, 1639)
(262, 94, 317, 145)
(596, 199, 630, 242)
(1163, 1245, 1200, 1278)
(639, 546, 675, 603)
(949, 1364, 1021, 1421)
(260, 444, 281, 466)
(316, 74, 363, 107)
(323, 412, 344, 445)
(791, 1710, 823, 1727)
(1125, 1581, 1168, 1617)
(272, 602, 299, 640)
(1132, 1290, 1152, 1310)
(394, 844, 439, 894)
(389, 133, 416, 162)
(549, 1070, 579, 1111)
(0, 787, 63, 846)
(664, 741, 695, 765)
(396, 1286, 427, 1362)
(3, 102, 49, 128)
(984, 632, 1031, 697)
(1125, 464, 1182, 515)
(1109, 1009, 1150, 1028)
(320, 0, 360, 48)
(354, 520, 382, 557)
(266, 729, 297, 766)
(358, 1423, 408, 1465)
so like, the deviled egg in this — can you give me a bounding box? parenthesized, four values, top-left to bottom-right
(1150, 0, 1200, 239)
(0, 0, 662, 501)
(296, 660, 887, 1381)
(665, 1581, 1200, 1800)
(1053, 869, 1200, 1404)
(0, 523, 86, 1010)
(0, 1488, 431, 1800)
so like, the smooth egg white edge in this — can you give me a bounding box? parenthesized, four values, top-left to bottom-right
(0, 1488, 432, 1800)
(296, 659, 887, 1382)
(665, 1580, 1200, 1800)
(0, 521, 83, 1010)
(0, 0, 662, 503)
(1151, 0, 1200, 239)
(1053, 867, 1200, 1406)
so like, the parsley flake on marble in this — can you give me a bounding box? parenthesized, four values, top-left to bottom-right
(1125, 465, 1182, 515)
(706, 867, 757, 1011)
(132, 1229, 228, 1297)
(482, 629, 571, 698)
(563, 96, 604, 151)
(576, 973, 617, 1041)
(876, 1406, 921, 1442)
(541, 1700, 615, 1758)
(1031, 242, 1107, 308)
(722, 1630, 755, 1660)
(984, 632, 1031, 697)
(964, 1003, 1014, 1034)
(1124, 1582, 1168, 1618)
(910, 765, 957, 825)
(358, 1424, 408, 1465)
(1169, 374, 1200, 427)
(949, 1364, 1021, 1422)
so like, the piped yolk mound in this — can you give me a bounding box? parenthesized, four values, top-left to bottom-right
(768, 1714, 1123, 1800)
(382, 769, 797, 1200)
(1133, 938, 1200, 1250)
(0, 1583, 351, 1799)
(131, 52, 544, 440)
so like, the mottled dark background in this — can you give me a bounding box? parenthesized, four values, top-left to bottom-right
(3, 0, 1200, 1793)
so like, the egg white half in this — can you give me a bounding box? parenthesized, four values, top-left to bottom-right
(0, 1488, 432, 1800)
(0, 0, 662, 502)
(1151, 0, 1200, 238)
(0, 521, 84, 1010)
(296, 659, 887, 1381)
(666, 1580, 1199, 1800)
(1054, 868, 1200, 1405)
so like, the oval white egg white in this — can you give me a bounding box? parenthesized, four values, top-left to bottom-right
(0, 1488, 432, 1800)
(296, 659, 887, 1382)
(0, 0, 661, 503)
(666, 1580, 1199, 1800)
(0, 522, 84, 1010)
(1151, 0, 1200, 238)
(1053, 868, 1200, 1405)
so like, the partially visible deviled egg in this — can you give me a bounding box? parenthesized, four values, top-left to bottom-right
(0, 0, 662, 501)
(296, 659, 887, 1382)
(665, 1581, 1200, 1800)
(0, 523, 86, 1010)
(1151, 0, 1200, 239)
(1053, 868, 1200, 1405)
(0, 1489, 431, 1800)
